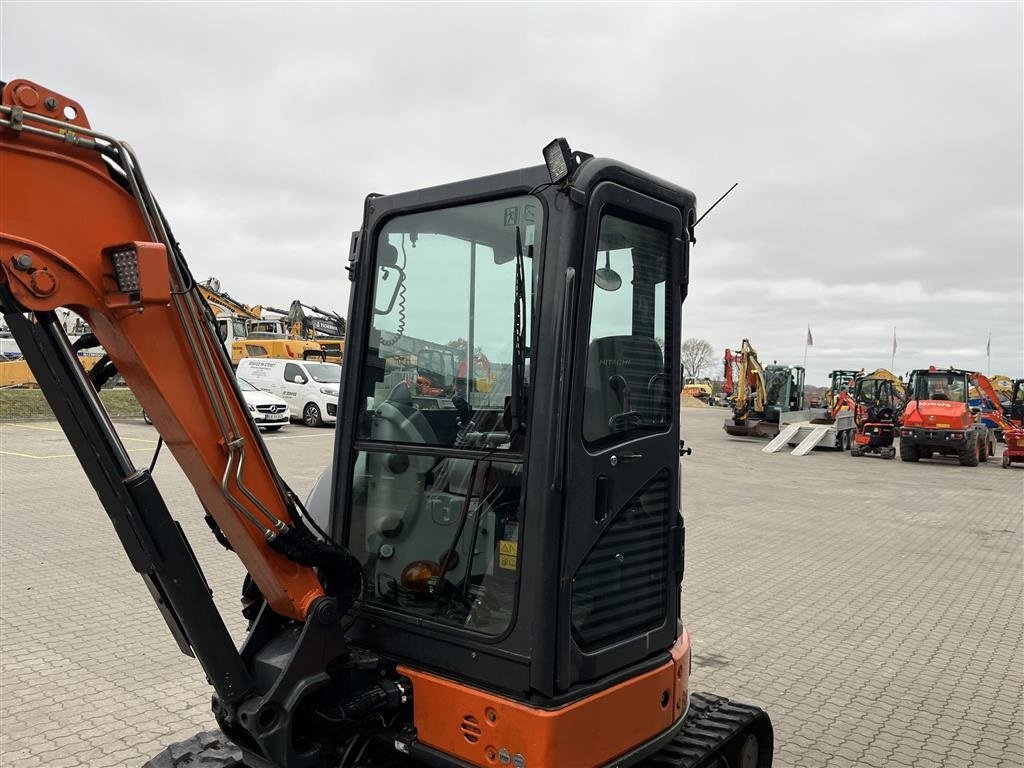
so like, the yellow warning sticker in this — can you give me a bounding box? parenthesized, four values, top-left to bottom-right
(498, 540, 518, 570)
(499, 540, 518, 557)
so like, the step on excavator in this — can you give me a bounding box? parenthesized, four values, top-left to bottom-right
(0, 82, 772, 768)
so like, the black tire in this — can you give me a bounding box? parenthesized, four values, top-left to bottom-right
(959, 439, 980, 467)
(881, 446, 896, 460)
(302, 402, 323, 427)
(143, 731, 244, 768)
(850, 445, 864, 457)
(263, 425, 283, 432)
(900, 440, 920, 462)
(920, 449, 933, 460)
(979, 437, 989, 462)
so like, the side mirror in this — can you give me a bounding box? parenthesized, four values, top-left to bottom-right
(293, 375, 305, 384)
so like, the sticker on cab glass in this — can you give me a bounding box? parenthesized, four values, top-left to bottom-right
(499, 540, 517, 570)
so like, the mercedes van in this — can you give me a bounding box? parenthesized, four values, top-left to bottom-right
(236, 358, 341, 426)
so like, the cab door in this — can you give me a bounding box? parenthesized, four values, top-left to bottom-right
(558, 182, 687, 689)
(281, 362, 308, 410)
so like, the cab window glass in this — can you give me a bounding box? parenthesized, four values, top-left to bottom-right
(358, 197, 541, 451)
(285, 363, 306, 383)
(582, 215, 673, 446)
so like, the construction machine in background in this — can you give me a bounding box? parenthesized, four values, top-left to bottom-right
(0, 81, 772, 768)
(899, 367, 996, 465)
(1001, 379, 1024, 468)
(723, 339, 766, 436)
(824, 369, 859, 411)
(968, 374, 1015, 442)
(198, 277, 262, 346)
(234, 313, 324, 365)
(197, 279, 326, 365)
(764, 368, 907, 457)
(264, 300, 346, 363)
(0, 309, 105, 386)
(682, 377, 717, 405)
(850, 372, 906, 459)
(723, 340, 805, 438)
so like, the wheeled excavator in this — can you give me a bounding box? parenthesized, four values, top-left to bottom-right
(0, 82, 772, 768)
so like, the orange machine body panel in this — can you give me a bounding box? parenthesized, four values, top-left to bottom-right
(400, 630, 690, 768)
(901, 399, 971, 430)
(0, 80, 324, 620)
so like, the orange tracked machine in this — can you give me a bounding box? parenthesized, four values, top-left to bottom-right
(0, 81, 772, 768)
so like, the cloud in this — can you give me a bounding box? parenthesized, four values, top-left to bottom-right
(2, 1, 1020, 383)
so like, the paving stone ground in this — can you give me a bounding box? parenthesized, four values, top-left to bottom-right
(1, 408, 1021, 767)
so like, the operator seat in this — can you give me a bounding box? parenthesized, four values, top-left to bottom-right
(583, 335, 668, 439)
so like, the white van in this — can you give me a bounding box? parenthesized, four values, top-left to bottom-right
(236, 358, 341, 427)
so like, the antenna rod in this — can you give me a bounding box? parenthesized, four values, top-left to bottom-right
(694, 182, 739, 227)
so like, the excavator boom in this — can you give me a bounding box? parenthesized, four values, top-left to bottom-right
(0, 81, 370, 767)
(1, 80, 326, 622)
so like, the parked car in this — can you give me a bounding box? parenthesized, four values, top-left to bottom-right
(235, 357, 340, 427)
(237, 377, 290, 431)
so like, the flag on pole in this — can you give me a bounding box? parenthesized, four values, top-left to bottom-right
(806, 326, 813, 347)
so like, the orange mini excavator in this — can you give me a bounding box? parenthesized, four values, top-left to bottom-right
(0, 81, 772, 768)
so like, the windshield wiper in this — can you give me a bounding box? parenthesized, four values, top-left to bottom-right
(510, 227, 529, 434)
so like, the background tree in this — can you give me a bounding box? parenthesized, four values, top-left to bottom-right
(681, 337, 714, 380)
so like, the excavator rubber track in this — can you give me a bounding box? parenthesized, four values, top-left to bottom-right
(146, 693, 772, 768)
(723, 419, 779, 439)
(640, 692, 774, 768)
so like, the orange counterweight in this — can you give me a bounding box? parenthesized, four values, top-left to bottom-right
(400, 630, 690, 768)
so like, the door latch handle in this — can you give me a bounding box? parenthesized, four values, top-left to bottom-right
(611, 452, 643, 466)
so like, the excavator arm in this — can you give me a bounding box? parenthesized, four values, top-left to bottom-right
(971, 372, 1014, 433)
(734, 338, 766, 418)
(1, 80, 357, 767)
(722, 348, 734, 396)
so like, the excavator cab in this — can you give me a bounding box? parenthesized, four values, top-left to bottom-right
(825, 369, 859, 409)
(763, 364, 805, 423)
(1009, 379, 1024, 427)
(326, 150, 715, 762)
(1, 80, 771, 768)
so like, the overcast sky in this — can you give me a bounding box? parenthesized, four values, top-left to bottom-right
(3, 2, 1021, 384)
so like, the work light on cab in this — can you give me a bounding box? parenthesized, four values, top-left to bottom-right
(543, 137, 577, 183)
